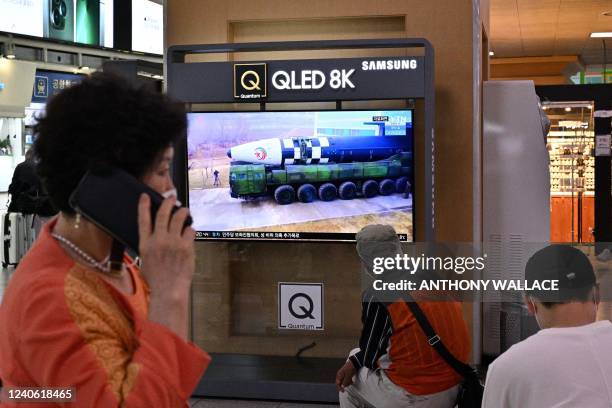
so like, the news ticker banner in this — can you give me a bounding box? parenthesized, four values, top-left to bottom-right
(195, 231, 410, 242)
(350, 242, 612, 303)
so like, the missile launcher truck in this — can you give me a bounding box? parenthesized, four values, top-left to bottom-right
(227, 136, 412, 205)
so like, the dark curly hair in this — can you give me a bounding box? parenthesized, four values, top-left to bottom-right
(34, 72, 186, 214)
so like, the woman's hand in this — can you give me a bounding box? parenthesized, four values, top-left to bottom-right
(138, 193, 196, 339)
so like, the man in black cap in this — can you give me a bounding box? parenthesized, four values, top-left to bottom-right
(482, 244, 612, 408)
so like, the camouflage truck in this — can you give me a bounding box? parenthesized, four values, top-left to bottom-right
(229, 152, 411, 205)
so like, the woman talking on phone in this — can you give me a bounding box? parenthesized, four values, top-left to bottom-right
(0, 73, 210, 407)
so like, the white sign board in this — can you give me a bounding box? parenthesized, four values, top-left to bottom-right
(0, 0, 43, 38)
(595, 135, 611, 157)
(132, 0, 163, 55)
(278, 283, 324, 330)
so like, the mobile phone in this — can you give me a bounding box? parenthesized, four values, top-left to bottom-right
(43, 0, 75, 42)
(69, 167, 192, 254)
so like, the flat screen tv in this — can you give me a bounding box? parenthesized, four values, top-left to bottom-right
(186, 110, 414, 241)
(0, 0, 114, 48)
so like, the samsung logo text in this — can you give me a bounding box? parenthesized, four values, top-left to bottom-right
(361, 59, 418, 71)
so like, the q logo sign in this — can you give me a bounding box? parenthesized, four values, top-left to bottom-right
(234, 63, 267, 99)
(241, 71, 261, 91)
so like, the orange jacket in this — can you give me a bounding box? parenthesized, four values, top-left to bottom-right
(384, 299, 470, 395)
(0, 221, 210, 407)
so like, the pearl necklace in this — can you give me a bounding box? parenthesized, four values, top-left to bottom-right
(51, 232, 121, 276)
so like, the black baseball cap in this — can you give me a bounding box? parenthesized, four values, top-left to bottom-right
(525, 245, 596, 302)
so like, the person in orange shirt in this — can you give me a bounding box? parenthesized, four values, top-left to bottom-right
(335, 225, 470, 408)
(0, 73, 210, 407)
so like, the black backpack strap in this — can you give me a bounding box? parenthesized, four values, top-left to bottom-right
(403, 294, 478, 379)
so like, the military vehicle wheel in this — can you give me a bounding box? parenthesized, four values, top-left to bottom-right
(274, 185, 295, 205)
(318, 183, 337, 201)
(298, 184, 317, 203)
(362, 180, 379, 198)
(379, 179, 395, 196)
(339, 181, 357, 200)
(395, 176, 409, 193)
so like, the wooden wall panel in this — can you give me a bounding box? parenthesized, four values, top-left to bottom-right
(550, 195, 595, 243)
(490, 55, 583, 85)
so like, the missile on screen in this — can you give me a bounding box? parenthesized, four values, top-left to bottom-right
(227, 136, 409, 166)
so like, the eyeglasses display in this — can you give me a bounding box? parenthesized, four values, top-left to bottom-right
(544, 102, 595, 243)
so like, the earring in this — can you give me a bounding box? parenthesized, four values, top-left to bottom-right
(74, 213, 81, 229)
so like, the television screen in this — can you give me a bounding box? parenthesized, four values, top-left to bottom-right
(131, 0, 162, 55)
(0, 0, 44, 37)
(0, 0, 114, 48)
(186, 110, 414, 241)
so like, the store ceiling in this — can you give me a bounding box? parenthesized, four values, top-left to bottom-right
(490, 0, 612, 64)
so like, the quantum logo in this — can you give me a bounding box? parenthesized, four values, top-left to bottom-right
(241, 71, 261, 91)
(234, 63, 267, 99)
(254, 147, 267, 160)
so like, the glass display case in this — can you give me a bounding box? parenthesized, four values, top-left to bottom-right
(543, 101, 595, 243)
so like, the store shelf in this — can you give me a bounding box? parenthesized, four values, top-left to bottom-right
(548, 132, 594, 193)
(543, 102, 596, 242)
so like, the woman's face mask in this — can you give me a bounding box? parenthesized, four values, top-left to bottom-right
(161, 188, 182, 207)
(142, 147, 181, 205)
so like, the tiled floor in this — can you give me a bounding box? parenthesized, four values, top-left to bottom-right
(189, 400, 337, 407)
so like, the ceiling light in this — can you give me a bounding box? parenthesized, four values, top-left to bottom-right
(542, 106, 548, 110)
(4, 41, 16, 59)
(137, 70, 155, 78)
(590, 32, 612, 38)
(565, 107, 572, 112)
(489, 51, 494, 56)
